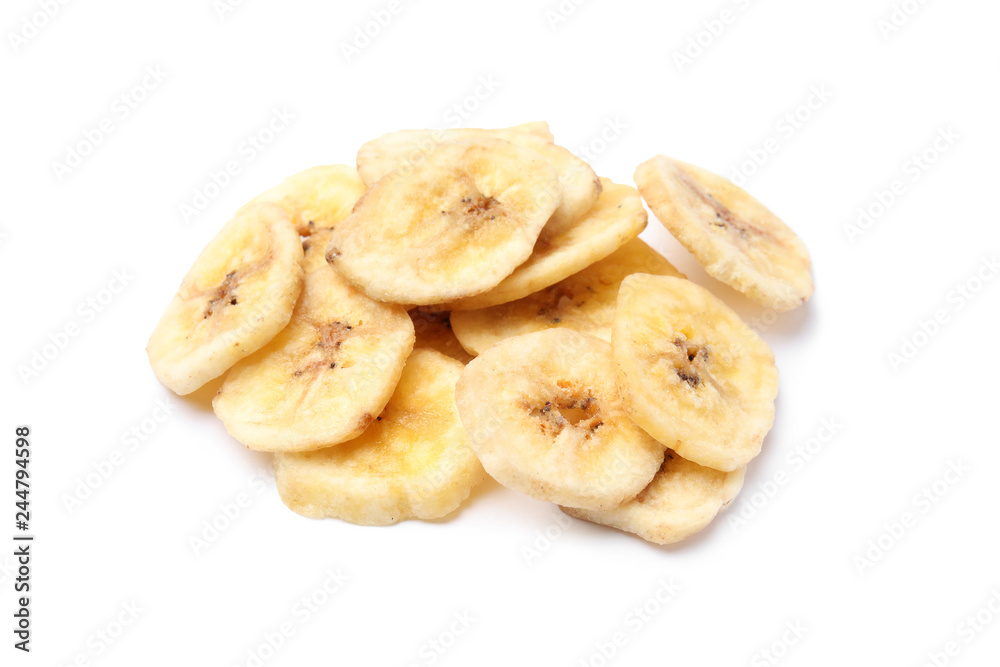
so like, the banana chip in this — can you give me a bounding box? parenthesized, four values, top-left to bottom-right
(563, 450, 745, 545)
(329, 139, 562, 305)
(242, 165, 366, 236)
(443, 178, 646, 311)
(213, 262, 414, 452)
(635, 156, 813, 311)
(358, 125, 598, 231)
(455, 328, 665, 510)
(613, 275, 778, 472)
(274, 349, 486, 525)
(147, 203, 303, 395)
(450, 238, 683, 356)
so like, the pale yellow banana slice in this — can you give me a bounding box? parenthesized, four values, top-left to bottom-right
(328, 139, 562, 305)
(613, 275, 778, 472)
(409, 308, 474, 364)
(212, 262, 414, 452)
(274, 349, 486, 525)
(455, 328, 665, 510)
(635, 155, 813, 311)
(241, 165, 366, 236)
(450, 238, 683, 356)
(355, 121, 553, 184)
(146, 203, 303, 395)
(357, 125, 599, 230)
(562, 450, 745, 545)
(442, 178, 646, 311)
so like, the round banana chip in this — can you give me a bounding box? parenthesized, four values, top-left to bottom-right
(328, 139, 562, 305)
(442, 178, 646, 311)
(146, 203, 304, 395)
(562, 450, 745, 545)
(634, 155, 813, 312)
(356, 122, 553, 184)
(613, 275, 778, 472)
(455, 328, 666, 510)
(241, 165, 366, 236)
(451, 238, 683, 356)
(212, 262, 415, 452)
(409, 308, 474, 364)
(358, 126, 599, 231)
(274, 349, 486, 525)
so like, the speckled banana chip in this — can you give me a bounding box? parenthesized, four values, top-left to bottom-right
(455, 328, 665, 510)
(213, 261, 414, 452)
(328, 139, 561, 305)
(635, 155, 813, 311)
(613, 275, 778, 472)
(146, 203, 303, 395)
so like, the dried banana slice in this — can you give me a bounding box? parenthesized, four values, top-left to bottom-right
(409, 308, 474, 364)
(455, 328, 665, 510)
(242, 165, 366, 236)
(274, 349, 486, 525)
(635, 156, 813, 311)
(212, 262, 414, 452)
(613, 275, 778, 472)
(562, 450, 745, 545)
(450, 238, 683, 356)
(443, 178, 646, 311)
(355, 121, 553, 184)
(328, 139, 561, 305)
(146, 203, 303, 395)
(358, 126, 598, 230)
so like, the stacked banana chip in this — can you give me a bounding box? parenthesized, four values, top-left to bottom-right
(147, 122, 814, 544)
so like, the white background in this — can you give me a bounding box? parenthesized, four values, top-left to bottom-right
(3, 0, 999, 665)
